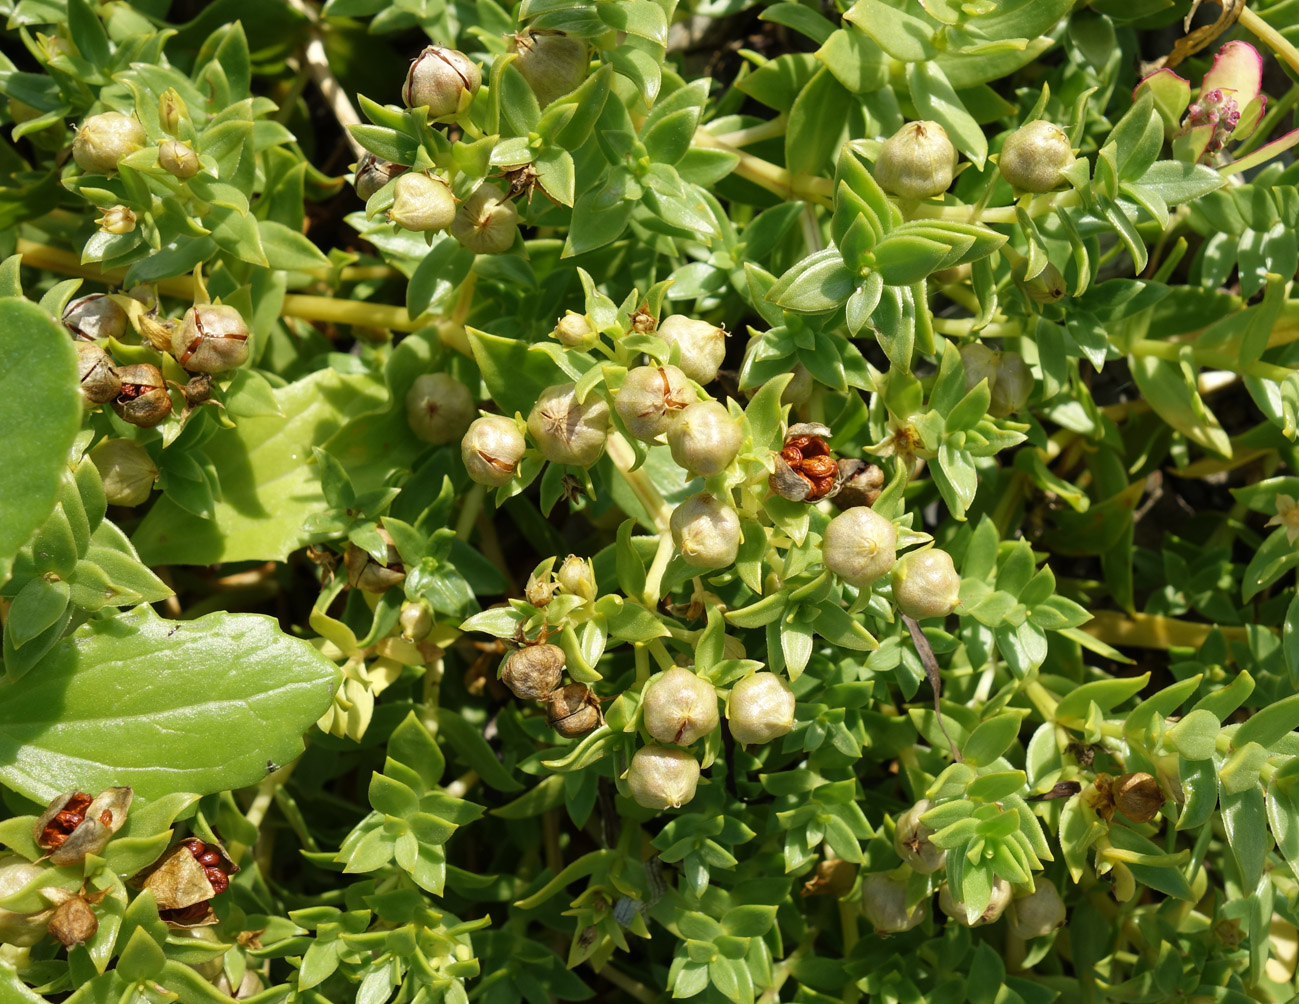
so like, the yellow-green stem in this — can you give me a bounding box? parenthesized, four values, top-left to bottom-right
(1239, 6, 1299, 78)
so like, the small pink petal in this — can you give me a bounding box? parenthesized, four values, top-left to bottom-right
(1200, 40, 1263, 104)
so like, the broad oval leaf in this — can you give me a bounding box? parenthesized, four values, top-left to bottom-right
(0, 298, 80, 582)
(0, 606, 340, 803)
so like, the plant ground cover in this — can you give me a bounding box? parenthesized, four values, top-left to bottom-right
(6, 0, 1299, 1002)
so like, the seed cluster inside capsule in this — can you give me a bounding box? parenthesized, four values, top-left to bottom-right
(38, 792, 94, 850)
(774, 432, 838, 501)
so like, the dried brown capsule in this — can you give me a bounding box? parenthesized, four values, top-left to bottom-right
(508, 30, 588, 107)
(403, 46, 481, 118)
(832, 459, 884, 510)
(48, 895, 98, 947)
(173, 304, 250, 374)
(354, 152, 407, 201)
(76, 342, 121, 405)
(33, 787, 132, 866)
(112, 364, 173, 427)
(142, 838, 238, 926)
(63, 293, 128, 341)
(501, 643, 565, 701)
(1114, 772, 1163, 824)
(547, 684, 603, 738)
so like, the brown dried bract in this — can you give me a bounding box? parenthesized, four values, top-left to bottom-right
(140, 837, 238, 926)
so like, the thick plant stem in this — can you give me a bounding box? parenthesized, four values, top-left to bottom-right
(605, 432, 673, 532)
(284, 0, 366, 159)
(692, 128, 833, 205)
(1239, 6, 1299, 78)
(1083, 610, 1256, 650)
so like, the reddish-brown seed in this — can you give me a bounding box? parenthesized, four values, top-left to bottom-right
(181, 838, 206, 858)
(198, 850, 221, 867)
(801, 455, 837, 478)
(780, 445, 803, 465)
(807, 475, 837, 500)
(205, 868, 229, 894)
(786, 435, 813, 451)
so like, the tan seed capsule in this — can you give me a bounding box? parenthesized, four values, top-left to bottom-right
(48, 896, 98, 947)
(875, 120, 958, 199)
(527, 382, 610, 467)
(389, 173, 457, 233)
(1114, 772, 1163, 824)
(658, 315, 727, 385)
(670, 492, 741, 569)
(667, 400, 742, 477)
(1009, 881, 1066, 939)
(173, 304, 250, 374)
(547, 684, 603, 738)
(450, 183, 519, 255)
(403, 45, 481, 117)
(999, 120, 1073, 194)
(90, 438, 158, 506)
(893, 799, 946, 874)
(158, 138, 199, 179)
(861, 873, 928, 934)
(76, 342, 121, 405)
(113, 364, 172, 427)
(63, 293, 128, 341)
(73, 111, 145, 173)
(832, 459, 885, 511)
(822, 507, 897, 589)
(501, 643, 565, 701)
(614, 364, 696, 442)
(890, 548, 961, 620)
(33, 787, 132, 866)
(726, 672, 796, 745)
(461, 414, 526, 486)
(354, 153, 407, 201)
(990, 353, 1032, 416)
(626, 744, 700, 810)
(557, 555, 596, 600)
(642, 667, 719, 746)
(344, 527, 405, 593)
(508, 30, 589, 107)
(939, 877, 1012, 926)
(406, 373, 475, 445)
